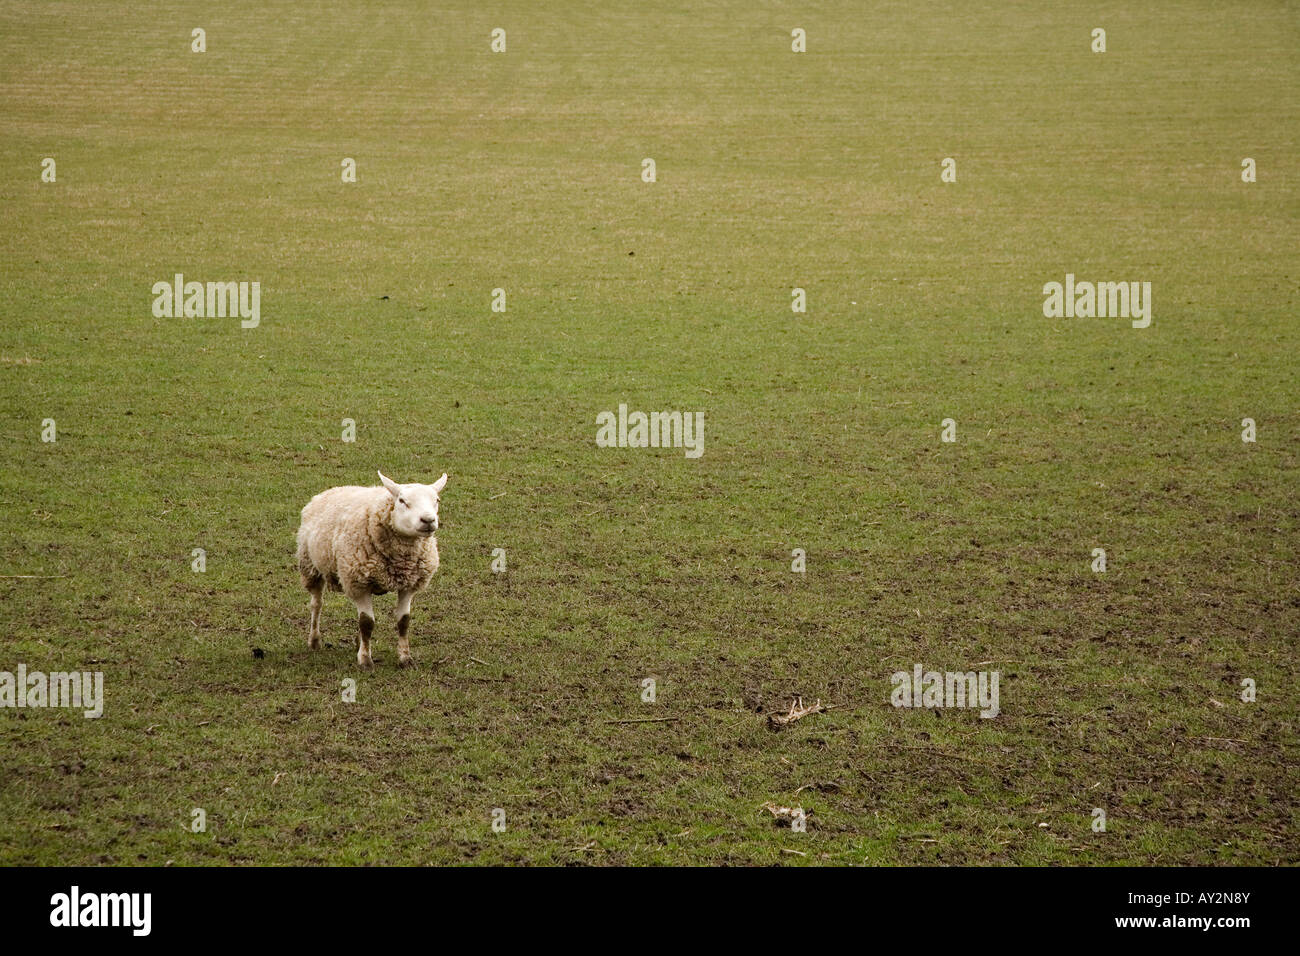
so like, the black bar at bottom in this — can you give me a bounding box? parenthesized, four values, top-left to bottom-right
(0, 865, 1276, 941)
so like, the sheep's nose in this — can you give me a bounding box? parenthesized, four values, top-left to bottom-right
(421, 516, 436, 528)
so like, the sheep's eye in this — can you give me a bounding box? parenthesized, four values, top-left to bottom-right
(398, 498, 406, 506)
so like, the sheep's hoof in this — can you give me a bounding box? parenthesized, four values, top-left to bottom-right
(398, 655, 416, 669)
(357, 653, 374, 670)
(308, 636, 321, 650)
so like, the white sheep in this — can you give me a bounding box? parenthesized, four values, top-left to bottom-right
(295, 470, 447, 668)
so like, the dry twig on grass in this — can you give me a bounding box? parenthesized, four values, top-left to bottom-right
(767, 695, 827, 729)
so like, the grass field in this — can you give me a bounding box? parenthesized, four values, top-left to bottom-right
(1, 1, 1297, 865)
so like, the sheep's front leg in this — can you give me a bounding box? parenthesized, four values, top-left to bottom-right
(352, 592, 375, 669)
(395, 589, 415, 667)
(307, 581, 324, 649)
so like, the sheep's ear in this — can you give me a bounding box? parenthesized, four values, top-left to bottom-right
(432, 473, 448, 494)
(377, 471, 402, 498)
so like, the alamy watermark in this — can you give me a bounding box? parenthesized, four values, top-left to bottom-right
(1042, 274, 1151, 328)
(151, 273, 260, 328)
(50, 886, 150, 936)
(595, 403, 704, 458)
(1, 665, 103, 718)
(890, 664, 999, 718)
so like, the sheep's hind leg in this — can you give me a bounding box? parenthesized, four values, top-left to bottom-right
(351, 592, 375, 669)
(395, 589, 415, 667)
(306, 580, 324, 649)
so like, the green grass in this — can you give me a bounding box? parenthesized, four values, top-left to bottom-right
(0, 0, 1297, 865)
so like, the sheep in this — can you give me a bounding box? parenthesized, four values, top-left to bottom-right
(295, 470, 447, 668)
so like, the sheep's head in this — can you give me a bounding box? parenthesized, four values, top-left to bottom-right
(378, 470, 447, 538)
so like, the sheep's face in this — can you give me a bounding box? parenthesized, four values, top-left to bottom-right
(378, 471, 448, 538)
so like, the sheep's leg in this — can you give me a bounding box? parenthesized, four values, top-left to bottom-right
(351, 593, 375, 669)
(307, 581, 324, 649)
(395, 589, 415, 667)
